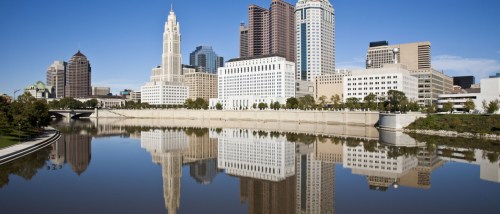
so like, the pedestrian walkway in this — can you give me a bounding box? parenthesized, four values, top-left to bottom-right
(0, 127, 61, 165)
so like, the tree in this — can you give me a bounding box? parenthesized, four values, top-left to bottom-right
(387, 90, 408, 112)
(331, 94, 342, 110)
(426, 104, 437, 114)
(185, 98, 194, 109)
(464, 99, 475, 113)
(487, 100, 499, 114)
(84, 99, 99, 109)
(286, 97, 299, 109)
(272, 101, 281, 110)
(318, 95, 327, 108)
(442, 102, 453, 113)
(299, 95, 316, 109)
(363, 94, 377, 111)
(345, 97, 361, 111)
(215, 103, 223, 110)
(258, 102, 267, 110)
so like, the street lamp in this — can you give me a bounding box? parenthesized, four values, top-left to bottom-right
(13, 89, 21, 101)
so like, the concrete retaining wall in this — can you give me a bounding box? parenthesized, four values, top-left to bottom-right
(93, 109, 380, 127)
(378, 113, 427, 131)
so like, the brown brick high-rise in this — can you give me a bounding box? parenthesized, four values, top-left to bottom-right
(65, 51, 91, 98)
(242, 0, 295, 62)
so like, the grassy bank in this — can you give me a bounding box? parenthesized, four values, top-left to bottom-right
(0, 129, 43, 149)
(406, 114, 500, 135)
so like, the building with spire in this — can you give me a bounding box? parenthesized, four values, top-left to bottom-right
(65, 51, 91, 98)
(141, 6, 188, 105)
(295, 0, 336, 82)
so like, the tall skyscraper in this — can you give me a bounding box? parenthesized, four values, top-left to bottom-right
(141, 6, 188, 105)
(46, 61, 66, 98)
(189, 46, 224, 74)
(65, 51, 91, 98)
(295, 0, 336, 81)
(241, 0, 295, 62)
(239, 23, 249, 58)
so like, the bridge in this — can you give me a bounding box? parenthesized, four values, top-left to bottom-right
(49, 109, 96, 119)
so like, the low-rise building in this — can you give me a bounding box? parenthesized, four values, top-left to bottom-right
(314, 69, 352, 102)
(437, 77, 500, 113)
(295, 80, 315, 98)
(141, 82, 188, 105)
(209, 55, 295, 110)
(77, 96, 126, 109)
(24, 81, 54, 99)
(92, 87, 111, 96)
(130, 91, 141, 103)
(183, 65, 218, 101)
(343, 65, 418, 102)
(410, 68, 453, 106)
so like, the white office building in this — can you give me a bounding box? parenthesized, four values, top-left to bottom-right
(437, 77, 500, 113)
(217, 129, 295, 182)
(141, 7, 188, 105)
(343, 65, 418, 102)
(209, 55, 295, 110)
(295, 0, 335, 81)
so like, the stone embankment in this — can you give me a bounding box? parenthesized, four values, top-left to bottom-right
(403, 129, 500, 140)
(94, 109, 380, 127)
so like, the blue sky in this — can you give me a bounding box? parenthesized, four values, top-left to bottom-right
(1, 0, 499, 95)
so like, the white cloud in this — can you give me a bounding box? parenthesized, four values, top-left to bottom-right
(433, 55, 500, 80)
(336, 58, 365, 70)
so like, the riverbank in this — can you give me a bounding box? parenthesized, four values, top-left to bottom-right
(0, 127, 61, 165)
(403, 114, 500, 140)
(92, 109, 380, 127)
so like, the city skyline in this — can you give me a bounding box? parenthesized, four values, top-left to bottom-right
(1, 0, 499, 95)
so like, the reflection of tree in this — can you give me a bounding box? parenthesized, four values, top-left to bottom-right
(0, 147, 51, 189)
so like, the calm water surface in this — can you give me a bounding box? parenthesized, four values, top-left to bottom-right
(1, 119, 499, 214)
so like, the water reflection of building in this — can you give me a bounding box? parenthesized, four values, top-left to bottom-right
(343, 142, 418, 191)
(49, 133, 92, 175)
(296, 144, 335, 214)
(217, 129, 296, 182)
(140, 129, 221, 214)
(438, 146, 500, 183)
(141, 130, 187, 214)
(239, 176, 296, 214)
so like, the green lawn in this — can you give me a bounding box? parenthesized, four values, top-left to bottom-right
(0, 129, 43, 149)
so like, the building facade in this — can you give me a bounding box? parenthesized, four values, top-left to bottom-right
(46, 61, 66, 98)
(453, 76, 475, 89)
(242, 0, 295, 62)
(209, 55, 296, 110)
(141, 7, 188, 105)
(92, 87, 111, 96)
(343, 65, 419, 102)
(183, 66, 218, 101)
(65, 51, 91, 98)
(239, 23, 249, 58)
(295, 0, 336, 81)
(189, 46, 224, 74)
(24, 81, 54, 99)
(438, 77, 500, 113)
(217, 128, 296, 182)
(411, 69, 453, 106)
(366, 41, 431, 71)
(314, 69, 352, 102)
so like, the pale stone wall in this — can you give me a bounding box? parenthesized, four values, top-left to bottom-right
(93, 109, 380, 127)
(378, 113, 427, 130)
